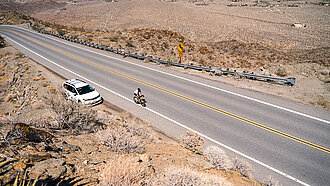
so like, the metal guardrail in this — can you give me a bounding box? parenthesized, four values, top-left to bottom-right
(31, 27, 295, 86)
(213, 69, 295, 86)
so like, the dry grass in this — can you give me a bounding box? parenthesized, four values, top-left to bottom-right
(96, 126, 145, 154)
(150, 166, 231, 186)
(43, 94, 105, 133)
(116, 114, 155, 142)
(309, 98, 329, 109)
(275, 66, 289, 77)
(316, 98, 329, 108)
(179, 131, 204, 155)
(203, 145, 233, 170)
(232, 157, 252, 178)
(204, 146, 253, 178)
(100, 156, 147, 186)
(263, 175, 281, 186)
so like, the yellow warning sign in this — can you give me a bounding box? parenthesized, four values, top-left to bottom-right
(177, 43, 184, 59)
(177, 43, 184, 52)
(179, 51, 183, 58)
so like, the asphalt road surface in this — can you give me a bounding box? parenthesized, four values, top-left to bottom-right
(1, 25, 329, 185)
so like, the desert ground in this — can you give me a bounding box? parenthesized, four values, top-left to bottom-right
(29, 0, 329, 109)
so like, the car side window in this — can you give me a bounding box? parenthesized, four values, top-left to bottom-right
(72, 87, 77, 94)
(65, 84, 76, 94)
(64, 84, 69, 90)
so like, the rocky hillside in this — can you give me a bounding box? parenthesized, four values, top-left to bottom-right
(30, 17, 329, 72)
(0, 0, 66, 15)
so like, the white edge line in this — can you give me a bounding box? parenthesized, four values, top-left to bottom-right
(1, 32, 310, 186)
(7, 25, 329, 125)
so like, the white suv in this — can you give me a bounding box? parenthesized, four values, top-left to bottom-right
(62, 79, 103, 106)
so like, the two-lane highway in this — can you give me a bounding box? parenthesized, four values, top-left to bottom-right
(1, 25, 329, 185)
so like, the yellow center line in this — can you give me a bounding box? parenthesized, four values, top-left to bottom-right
(3, 28, 330, 153)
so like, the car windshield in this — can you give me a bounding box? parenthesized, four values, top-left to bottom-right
(76, 85, 95, 95)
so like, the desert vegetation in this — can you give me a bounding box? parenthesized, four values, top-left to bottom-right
(204, 145, 234, 170)
(150, 166, 230, 186)
(179, 130, 204, 155)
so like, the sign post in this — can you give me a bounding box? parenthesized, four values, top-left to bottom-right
(177, 42, 184, 63)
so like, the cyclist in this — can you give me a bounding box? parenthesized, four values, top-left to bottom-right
(134, 88, 143, 100)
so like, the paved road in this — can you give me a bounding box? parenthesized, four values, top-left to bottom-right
(1, 25, 329, 185)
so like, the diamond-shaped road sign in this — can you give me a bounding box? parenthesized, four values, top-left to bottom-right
(177, 42, 184, 52)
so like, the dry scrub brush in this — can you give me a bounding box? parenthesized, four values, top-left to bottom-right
(100, 156, 147, 186)
(43, 94, 105, 133)
(203, 145, 233, 170)
(117, 114, 155, 142)
(150, 166, 231, 186)
(263, 175, 281, 186)
(97, 126, 145, 154)
(232, 157, 251, 178)
(203, 145, 252, 178)
(179, 131, 204, 154)
(0, 127, 22, 147)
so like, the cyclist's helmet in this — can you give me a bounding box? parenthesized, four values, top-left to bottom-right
(138, 88, 141, 92)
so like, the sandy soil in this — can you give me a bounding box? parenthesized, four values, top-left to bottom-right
(32, 0, 330, 52)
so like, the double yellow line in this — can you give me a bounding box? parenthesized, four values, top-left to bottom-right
(3, 28, 329, 153)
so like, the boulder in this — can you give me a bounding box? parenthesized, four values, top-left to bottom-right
(210, 68, 223, 76)
(46, 166, 67, 179)
(320, 68, 329, 76)
(139, 153, 152, 162)
(292, 23, 306, 28)
(324, 78, 330, 83)
(61, 141, 81, 152)
(187, 157, 214, 170)
(18, 150, 52, 163)
(30, 158, 66, 179)
(13, 162, 26, 170)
